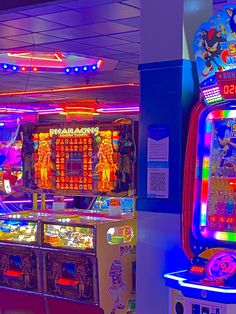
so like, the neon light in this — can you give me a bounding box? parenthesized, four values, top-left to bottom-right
(8, 52, 63, 62)
(64, 106, 94, 111)
(64, 111, 99, 116)
(97, 106, 140, 113)
(165, 271, 236, 293)
(0, 83, 138, 97)
(97, 60, 103, 68)
(164, 271, 188, 282)
(49, 127, 100, 137)
(2, 198, 73, 204)
(200, 203, 207, 226)
(179, 280, 236, 293)
(202, 86, 223, 104)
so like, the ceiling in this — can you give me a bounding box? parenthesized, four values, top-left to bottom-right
(0, 0, 231, 112)
(0, 0, 140, 109)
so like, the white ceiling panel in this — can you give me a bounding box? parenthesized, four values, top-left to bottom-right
(111, 30, 140, 43)
(0, 38, 30, 49)
(40, 28, 98, 40)
(116, 16, 140, 28)
(7, 33, 65, 45)
(76, 21, 138, 35)
(0, 12, 27, 22)
(59, 0, 120, 10)
(75, 35, 129, 47)
(0, 24, 29, 37)
(2, 17, 65, 32)
(111, 43, 140, 53)
(78, 3, 139, 20)
(19, 4, 67, 16)
(0, 0, 141, 107)
(121, 0, 141, 9)
(39, 10, 105, 27)
(43, 40, 93, 52)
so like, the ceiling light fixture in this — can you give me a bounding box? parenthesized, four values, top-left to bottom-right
(0, 83, 139, 97)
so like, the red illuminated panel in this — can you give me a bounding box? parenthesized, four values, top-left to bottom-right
(190, 265, 205, 275)
(54, 135, 94, 192)
(56, 278, 79, 286)
(222, 84, 236, 97)
(33, 133, 53, 189)
(4, 270, 24, 277)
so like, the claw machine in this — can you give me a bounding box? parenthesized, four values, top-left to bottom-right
(165, 5, 236, 314)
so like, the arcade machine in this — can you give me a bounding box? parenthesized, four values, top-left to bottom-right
(0, 116, 26, 213)
(165, 5, 236, 314)
(16, 118, 136, 314)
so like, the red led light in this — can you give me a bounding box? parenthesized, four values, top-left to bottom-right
(21, 66, 26, 71)
(33, 67, 38, 72)
(190, 265, 205, 274)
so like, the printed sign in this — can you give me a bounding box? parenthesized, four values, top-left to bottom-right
(147, 125, 169, 198)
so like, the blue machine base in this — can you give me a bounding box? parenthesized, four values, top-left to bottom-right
(165, 270, 236, 303)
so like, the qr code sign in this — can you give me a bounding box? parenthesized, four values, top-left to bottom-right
(147, 168, 169, 198)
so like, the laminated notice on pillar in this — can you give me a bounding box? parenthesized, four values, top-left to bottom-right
(147, 125, 169, 198)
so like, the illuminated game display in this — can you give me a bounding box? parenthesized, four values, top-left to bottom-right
(0, 211, 136, 314)
(165, 5, 236, 314)
(22, 119, 136, 197)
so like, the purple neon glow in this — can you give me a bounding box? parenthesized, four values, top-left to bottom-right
(97, 106, 139, 113)
(0, 107, 63, 114)
(3, 198, 73, 204)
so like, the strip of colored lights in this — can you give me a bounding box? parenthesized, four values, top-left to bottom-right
(97, 106, 140, 113)
(8, 52, 63, 62)
(164, 272, 236, 293)
(202, 86, 223, 104)
(0, 83, 138, 97)
(199, 110, 236, 241)
(60, 111, 99, 116)
(1, 63, 100, 74)
(3, 198, 73, 204)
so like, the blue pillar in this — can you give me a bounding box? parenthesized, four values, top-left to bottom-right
(136, 1, 212, 313)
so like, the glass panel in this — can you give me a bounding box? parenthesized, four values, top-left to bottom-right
(0, 220, 37, 244)
(107, 225, 134, 245)
(43, 224, 94, 250)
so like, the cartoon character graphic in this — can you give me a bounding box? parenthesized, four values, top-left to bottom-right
(22, 257, 31, 288)
(96, 131, 117, 191)
(201, 28, 226, 77)
(109, 260, 126, 314)
(34, 133, 53, 189)
(226, 8, 236, 33)
(114, 125, 135, 194)
(214, 121, 236, 177)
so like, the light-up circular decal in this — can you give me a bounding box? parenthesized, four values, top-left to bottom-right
(206, 251, 236, 280)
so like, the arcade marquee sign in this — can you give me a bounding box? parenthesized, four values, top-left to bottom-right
(49, 127, 100, 137)
(192, 5, 236, 103)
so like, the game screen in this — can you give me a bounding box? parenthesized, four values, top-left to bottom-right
(43, 223, 94, 251)
(22, 119, 136, 197)
(197, 110, 236, 242)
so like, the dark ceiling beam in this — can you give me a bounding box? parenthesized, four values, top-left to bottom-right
(0, 0, 57, 10)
